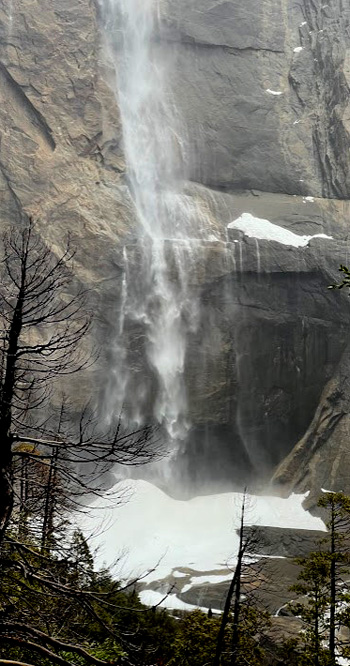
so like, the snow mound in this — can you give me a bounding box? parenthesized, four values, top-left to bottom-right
(80, 480, 325, 584)
(228, 213, 333, 247)
(139, 590, 221, 614)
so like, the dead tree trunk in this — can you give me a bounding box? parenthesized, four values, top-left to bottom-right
(214, 491, 247, 666)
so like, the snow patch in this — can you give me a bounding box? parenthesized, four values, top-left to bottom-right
(139, 590, 221, 614)
(266, 88, 283, 96)
(182, 573, 234, 593)
(228, 213, 333, 247)
(80, 480, 326, 584)
(294, 46, 303, 53)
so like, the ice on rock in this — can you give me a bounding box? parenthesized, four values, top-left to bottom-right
(228, 213, 333, 247)
(266, 89, 283, 96)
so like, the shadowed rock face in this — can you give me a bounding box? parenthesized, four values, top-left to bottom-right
(1, 0, 350, 494)
(164, 189, 350, 493)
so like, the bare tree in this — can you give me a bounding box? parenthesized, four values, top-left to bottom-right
(0, 219, 163, 666)
(10, 400, 160, 555)
(214, 491, 248, 666)
(0, 219, 161, 546)
(0, 219, 93, 544)
(214, 493, 273, 666)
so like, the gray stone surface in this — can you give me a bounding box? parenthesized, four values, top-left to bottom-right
(273, 345, 350, 500)
(122, 187, 350, 493)
(140, 525, 324, 615)
(1, 0, 350, 496)
(0, 0, 137, 405)
(169, 191, 350, 491)
(160, 0, 350, 198)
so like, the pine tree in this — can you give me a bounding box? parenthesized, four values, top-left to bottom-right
(290, 491, 350, 665)
(290, 551, 332, 666)
(318, 491, 350, 663)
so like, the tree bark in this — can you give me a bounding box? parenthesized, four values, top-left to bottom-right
(41, 445, 58, 554)
(314, 588, 319, 666)
(214, 492, 247, 666)
(329, 500, 336, 663)
(0, 437, 14, 546)
(0, 234, 27, 545)
(231, 496, 246, 666)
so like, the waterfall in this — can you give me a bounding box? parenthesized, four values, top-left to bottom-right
(99, 0, 201, 454)
(8, 0, 14, 36)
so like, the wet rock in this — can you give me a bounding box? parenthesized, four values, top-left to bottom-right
(2, 0, 350, 496)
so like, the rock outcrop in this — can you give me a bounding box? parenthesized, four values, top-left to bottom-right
(1, 0, 350, 494)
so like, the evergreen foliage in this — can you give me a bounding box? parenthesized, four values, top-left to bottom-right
(0, 527, 177, 665)
(328, 265, 350, 292)
(289, 491, 350, 665)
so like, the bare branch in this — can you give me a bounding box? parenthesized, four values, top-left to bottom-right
(0, 660, 37, 666)
(0, 623, 112, 666)
(0, 637, 76, 666)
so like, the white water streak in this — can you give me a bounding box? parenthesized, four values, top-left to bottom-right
(100, 0, 199, 442)
(8, 0, 14, 36)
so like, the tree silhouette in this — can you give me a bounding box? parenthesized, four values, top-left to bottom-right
(0, 219, 162, 666)
(0, 219, 161, 546)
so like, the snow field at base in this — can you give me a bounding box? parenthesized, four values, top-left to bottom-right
(181, 573, 234, 594)
(228, 212, 333, 247)
(138, 590, 221, 614)
(80, 480, 325, 587)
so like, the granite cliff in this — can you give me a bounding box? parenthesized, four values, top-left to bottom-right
(1, 0, 350, 496)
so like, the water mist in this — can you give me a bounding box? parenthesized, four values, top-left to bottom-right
(99, 0, 201, 474)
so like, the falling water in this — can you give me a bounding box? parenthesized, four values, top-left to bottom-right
(8, 0, 14, 36)
(99, 0, 200, 452)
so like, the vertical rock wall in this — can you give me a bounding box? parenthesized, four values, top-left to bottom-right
(1, 0, 350, 493)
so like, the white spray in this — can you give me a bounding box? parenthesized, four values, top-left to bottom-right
(8, 0, 14, 36)
(100, 0, 200, 447)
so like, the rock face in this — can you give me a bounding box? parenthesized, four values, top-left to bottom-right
(273, 347, 350, 500)
(2, 0, 350, 494)
(162, 0, 350, 198)
(172, 189, 350, 492)
(0, 0, 137, 295)
(0, 0, 136, 405)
